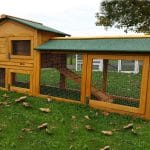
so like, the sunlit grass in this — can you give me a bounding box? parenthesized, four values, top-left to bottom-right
(0, 90, 150, 150)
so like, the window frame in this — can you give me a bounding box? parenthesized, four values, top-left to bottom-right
(9, 37, 33, 59)
(86, 53, 149, 114)
(8, 69, 33, 94)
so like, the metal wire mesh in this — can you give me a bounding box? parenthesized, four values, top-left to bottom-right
(91, 59, 143, 108)
(121, 60, 135, 71)
(40, 53, 82, 101)
(11, 73, 30, 89)
(76, 54, 103, 71)
(0, 68, 5, 88)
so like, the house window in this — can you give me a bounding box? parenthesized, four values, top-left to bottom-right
(12, 40, 31, 56)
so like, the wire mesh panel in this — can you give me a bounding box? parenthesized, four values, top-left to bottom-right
(91, 59, 143, 108)
(121, 60, 135, 71)
(40, 53, 83, 101)
(0, 68, 5, 88)
(118, 60, 140, 74)
(11, 73, 30, 89)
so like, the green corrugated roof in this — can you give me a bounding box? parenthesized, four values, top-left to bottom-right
(0, 14, 69, 36)
(35, 37, 150, 52)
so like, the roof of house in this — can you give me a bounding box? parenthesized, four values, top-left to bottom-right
(0, 14, 70, 36)
(35, 36, 150, 52)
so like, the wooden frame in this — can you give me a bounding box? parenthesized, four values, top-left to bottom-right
(144, 73, 150, 119)
(86, 54, 149, 115)
(38, 52, 87, 103)
(8, 36, 34, 60)
(36, 51, 150, 119)
(8, 69, 33, 95)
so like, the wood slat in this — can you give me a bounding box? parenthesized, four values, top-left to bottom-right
(0, 61, 33, 67)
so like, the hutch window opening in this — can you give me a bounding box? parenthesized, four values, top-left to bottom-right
(0, 68, 6, 88)
(11, 72, 30, 89)
(11, 40, 31, 56)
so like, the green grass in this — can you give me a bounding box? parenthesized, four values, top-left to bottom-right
(41, 86, 81, 100)
(40, 68, 81, 89)
(0, 90, 150, 150)
(92, 71, 142, 99)
(40, 68, 81, 100)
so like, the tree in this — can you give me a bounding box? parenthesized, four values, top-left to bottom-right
(96, 0, 150, 33)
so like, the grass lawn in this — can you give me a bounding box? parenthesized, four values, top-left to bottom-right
(0, 90, 150, 150)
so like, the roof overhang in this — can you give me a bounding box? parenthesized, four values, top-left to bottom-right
(35, 35, 150, 53)
(0, 14, 70, 36)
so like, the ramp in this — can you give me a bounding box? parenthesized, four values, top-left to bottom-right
(57, 68, 112, 102)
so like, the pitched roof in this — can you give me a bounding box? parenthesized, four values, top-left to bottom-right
(0, 14, 70, 36)
(35, 36, 150, 52)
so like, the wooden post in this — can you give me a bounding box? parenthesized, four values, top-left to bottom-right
(102, 59, 108, 92)
(81, 53, 88, 104)
(144, 57, 150, 119)
(33, 54, 40, 96)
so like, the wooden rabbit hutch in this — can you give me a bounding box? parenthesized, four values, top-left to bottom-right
(0, 14, 69, 94)
(0, 15, 150, 119)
